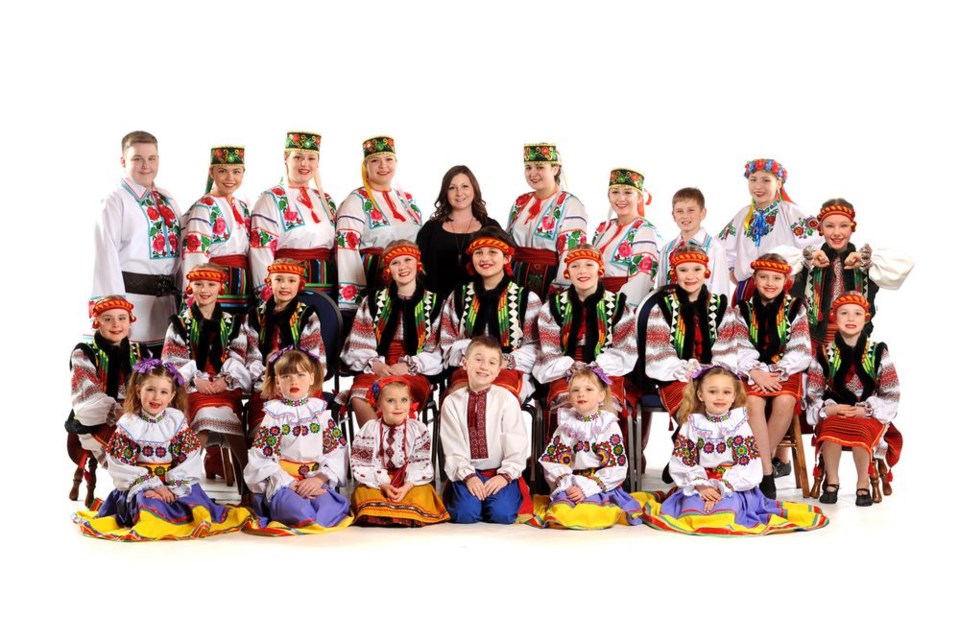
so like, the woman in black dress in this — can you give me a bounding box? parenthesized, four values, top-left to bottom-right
(417, 165, 501, 304)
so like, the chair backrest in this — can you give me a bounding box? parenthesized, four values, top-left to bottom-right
(298, 291, 342, 382)
(629, 285, 669, 390)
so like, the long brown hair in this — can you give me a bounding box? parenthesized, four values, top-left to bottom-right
(431, 165, 490, 223)
(261, 349, 325, 399)
(122, 363, 188, 415)
(676, 367, 746, 426)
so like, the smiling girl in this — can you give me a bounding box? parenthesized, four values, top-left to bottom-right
(506, 142, 588, 300)
(591, 168, 661, 305)
(250, 132, 338, 302)
(340, 240, 443, 426)
(336, 136, 423, 316)
(243, 348, 352, 534)
(73, 360, 250, 540)
(350, 378, 449, 526)
(734, 254, 811, 499)
(806, 292, 902, 507)
(717, 158, 819, 302)
(181, 146, 252, 313)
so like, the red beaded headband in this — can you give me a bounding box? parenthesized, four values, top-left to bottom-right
(267, 262, 306, 277)
(830, 292, 872, 321)
(186, 267, 227, 283)
(750, 259, 791, 276)
(817, 202, 857, 233)
(382, 245, 423, 281)
(564, 247, 605, 278)
(466, 237, 514, 258)
(91, 297, 136, 327)
(670, 251, 709, 269)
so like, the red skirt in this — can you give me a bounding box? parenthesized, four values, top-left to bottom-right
(814, 415, 891, 458)
(658, 380, 688, 418)
(449, 368, 523, 400)
(747, 372, 802, 400)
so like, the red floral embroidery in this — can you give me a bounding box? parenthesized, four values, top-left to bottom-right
(617, 242, 631, 258)
(283, 207, 299, 222)
(271, 187, 285, 197)
(146, 206, 160, 221)
(167, 233, 178, 252)
(201, 196, 215, 206)
(184, 234, 201, 252)
(212, 217, 226, 235)
(542, 215, 556, 231)
(341, 284, 358, 302)
(152, 235, 166, 253)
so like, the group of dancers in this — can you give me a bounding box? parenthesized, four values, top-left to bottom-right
(68, 130, 913, 540)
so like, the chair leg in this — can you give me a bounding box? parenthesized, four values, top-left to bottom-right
(790, 415, 810, 498)
(878, 459, 893, 496)
(222, 446, 236, 487)
(70, 466, 84, 502)
(810, 455, 824, 499)
(869, 461, 882, 504)
(84, 456, 98, 509)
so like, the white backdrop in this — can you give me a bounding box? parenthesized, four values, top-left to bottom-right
(1, 1, 954, 636)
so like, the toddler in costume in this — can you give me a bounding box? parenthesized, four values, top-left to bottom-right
(641, 366, 827, 535)
(243, 348, 352, 535)
(350, 378, 449, 526)
(73, 360, 250, 540)
(530, 366, 643, 530)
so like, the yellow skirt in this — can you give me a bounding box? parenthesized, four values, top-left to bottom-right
(351, 484, 450, 527)
(528, 489, 656, 530)
(638, 488, 829, 536)
(73, 487, 251, 542)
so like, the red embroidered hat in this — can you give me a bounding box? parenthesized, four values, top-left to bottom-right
(90, 295, 136, 328)
(382, 243, 423, 282)
(829, 291, 871, 321)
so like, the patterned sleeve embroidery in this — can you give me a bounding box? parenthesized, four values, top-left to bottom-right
(592, 433, 627, 468)
(672, 434, 698, 467)
(717, 220, 736, 240)
(791, 216, 819, 239)
(108, 430, 140, 465)
(539, 436, 574, 465)
(322, 418, 348, 454)
(170, 426, 201, 466)
(726, 434, 760, 466)
(252, 424, 283, 457)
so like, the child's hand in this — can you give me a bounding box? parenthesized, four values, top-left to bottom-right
(380, 483, 399, 500)
(697, 486, 722, 512)
(145, 486, 176, 503)
(389, 362, 411, 376)
(210, 377, 228, 393)
(371, 361, 392, 377)
(392, 482, 414, 503)
(750, 369, 781, 393)
(294, 477, 328, 498)
(483, 475, 508, 497)
(812, 250, 830, 268)
(844, 252, 863, 269)
(837, 405, 867, 418)
(566, 486, 585, 504)
(194, 377, 217, 394)
(824, 404, 850, 418)
(465, 476, 485, 500)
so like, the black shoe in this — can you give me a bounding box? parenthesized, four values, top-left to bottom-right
(855, 488, 874, 507)
(760, 473, 777, 500)
(819, 483, 839, 504)
(772, 458, 792, 479)
(661, 465, 673, 485)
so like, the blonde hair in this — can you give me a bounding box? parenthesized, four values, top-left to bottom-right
(676, 367, 746, 426)
(261, 349, 325, 399)
(123, 365, 187, 415)
(565, 367, 614, 413)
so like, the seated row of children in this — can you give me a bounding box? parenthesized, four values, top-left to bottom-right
(72, 320, 828, 540)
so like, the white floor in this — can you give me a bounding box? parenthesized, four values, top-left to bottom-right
(25, 411, 950, 638)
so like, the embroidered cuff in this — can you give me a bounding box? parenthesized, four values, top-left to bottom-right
(400, 355, 419, 374)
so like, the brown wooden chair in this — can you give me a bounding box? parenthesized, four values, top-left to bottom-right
(776, 415, 810, 498)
